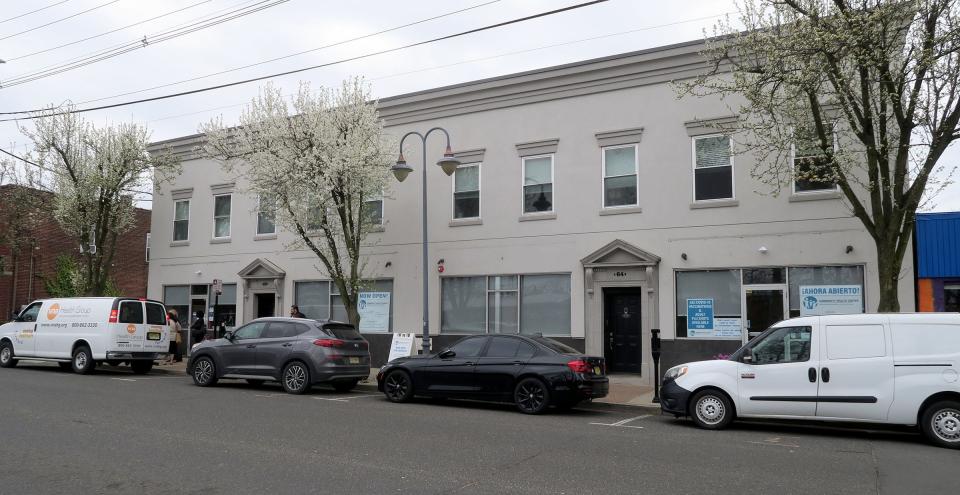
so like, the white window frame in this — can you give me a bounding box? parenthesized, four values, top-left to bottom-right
(145, 233, 151, 262)
(172, 199, 190, 242)
(691, 134, 735, 202)
(790, 127, 840, 195)
(212, 193, 232, 239)
(452, 162, 481, 220)
(601, 144, 639, 209)
(256, 194, 277, 235)
(364, 191, 384, 227)
(521, 154, 555, 215)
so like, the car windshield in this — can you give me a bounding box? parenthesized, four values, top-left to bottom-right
(533, 337, 580, 355)
(322, 323, 361, 340)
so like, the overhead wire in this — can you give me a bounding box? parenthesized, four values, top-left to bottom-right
(0, 0, 120, 42)
(145, 11, 733, 125)
(3, 0, 264, 78)
(0, 0, 611, 121)
(4, 0, 214, 62)
(0, 0, 73, 25)
(0, 0, 290, 88)
(72, 0, 503, 107)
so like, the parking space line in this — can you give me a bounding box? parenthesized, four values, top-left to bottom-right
(589, 415, 649, 429)
(110, 378, 137, 382)
(313, 394, 380, 402)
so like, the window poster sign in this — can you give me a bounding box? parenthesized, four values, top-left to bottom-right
(687, 298, 714, 338)
(799, 285, 863, 316)
(713, 318, 743, 339)
(387, 333, 416, 363)
(358, 292, 390, 332)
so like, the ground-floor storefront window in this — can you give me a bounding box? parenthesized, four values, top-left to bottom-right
(294, 279, 393, 332)
(676, 265, 865, 341)
(163, 283, 237, 329)
(440, 274, 571, 336)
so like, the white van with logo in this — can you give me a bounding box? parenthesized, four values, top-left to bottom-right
(0, 297, 170, 375)
(660, 313, 960, 449)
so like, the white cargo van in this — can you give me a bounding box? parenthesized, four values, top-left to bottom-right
(660, 313, 960, 449)
(0, 297, 170, 375)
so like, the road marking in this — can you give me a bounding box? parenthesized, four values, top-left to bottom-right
(748, 436, 801, 449)
(253, 393, 288, 399)
(110, 378, 137, 382)
(589, 415, 649, 429)
(314, 394, 380, 402)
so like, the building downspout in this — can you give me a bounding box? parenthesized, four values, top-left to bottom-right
(8, 253, 18, 317)
(27, 246, 36, 301)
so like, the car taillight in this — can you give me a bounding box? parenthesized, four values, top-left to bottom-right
(567, 359, 592, 373)
(108, 309, 118, 323)
(313, 338, 344, 348)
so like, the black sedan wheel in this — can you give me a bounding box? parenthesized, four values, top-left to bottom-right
(514, 377, 550, 414)
(281, 361, 311, 395)
(383, 370, 413, 403)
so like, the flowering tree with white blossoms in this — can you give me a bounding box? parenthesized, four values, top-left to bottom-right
(201, 79, 393, 327)
(682, 0, 960, 311)
(20, 108, 180, 296)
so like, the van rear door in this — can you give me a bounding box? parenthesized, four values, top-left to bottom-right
(113, 300, 146, 352)
(144, 302, 169, 354)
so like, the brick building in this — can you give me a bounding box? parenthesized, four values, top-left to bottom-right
(0, 184, 151, 320)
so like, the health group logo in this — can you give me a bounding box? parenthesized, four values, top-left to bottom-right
(126, 324, 137, 335)
(46, 303, 61, 320)
(802, 296, 819, 310)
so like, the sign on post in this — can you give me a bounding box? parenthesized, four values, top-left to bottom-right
(387, 333, 416, 363)
(358, 292, 390, 333)
(799, 285, 863, 316)
(213, 278, 223, 295)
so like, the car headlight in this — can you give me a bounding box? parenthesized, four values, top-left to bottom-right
(664, 365, 688, 381)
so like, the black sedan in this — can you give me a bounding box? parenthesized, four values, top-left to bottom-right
(376, 334, 608, 414)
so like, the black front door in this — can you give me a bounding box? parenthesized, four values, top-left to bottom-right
(255, 293, 275, 318)
(604, 289, 642, 373)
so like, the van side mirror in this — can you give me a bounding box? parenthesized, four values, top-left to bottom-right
(12, 316, 23, 323)
(438, 349, 455, 359)
(224, 331, 235, 341)
(742, 354, 753, 364)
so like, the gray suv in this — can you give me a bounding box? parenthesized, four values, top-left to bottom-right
(187, 317, 370, 394)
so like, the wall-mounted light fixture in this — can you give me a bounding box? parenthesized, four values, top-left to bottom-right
(681, 253, 688, 260)
(758, 246, 769, 254)
(385, 261, 392, 268)
(845, 245, 854, 254)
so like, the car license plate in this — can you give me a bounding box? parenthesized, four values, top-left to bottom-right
(349, 357, 360, 364)
(147, 332, 161, 341)
(593, 366, 601, 375)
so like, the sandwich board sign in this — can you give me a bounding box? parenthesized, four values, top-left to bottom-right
(387, 333, 416, 363)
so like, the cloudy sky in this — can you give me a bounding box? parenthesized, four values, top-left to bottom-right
(0, 0, 957, 211)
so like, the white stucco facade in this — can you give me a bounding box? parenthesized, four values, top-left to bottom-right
(146, 39, 915, 383)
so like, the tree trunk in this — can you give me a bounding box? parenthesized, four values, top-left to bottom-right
(875, 239, 902, 313)
(345, 293, 361, 329)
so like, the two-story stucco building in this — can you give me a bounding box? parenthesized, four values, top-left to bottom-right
(146, 39, 915, 382)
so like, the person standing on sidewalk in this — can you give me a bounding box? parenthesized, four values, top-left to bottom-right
(190, 311, 206, 346)
(290, 305, 306, 318)
(166, 309, 183, 364)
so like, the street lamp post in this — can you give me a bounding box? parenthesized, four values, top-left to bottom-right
(391, 127, 460, 355)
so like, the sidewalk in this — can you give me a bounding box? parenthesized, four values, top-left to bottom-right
(150, 362, 659, 411)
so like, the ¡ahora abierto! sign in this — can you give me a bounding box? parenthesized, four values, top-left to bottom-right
(799, 285, 863, 316)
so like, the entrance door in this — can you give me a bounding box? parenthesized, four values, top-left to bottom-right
(743, 285, 787, 341)
(254, 293, 275, 318)
(604, 289, 642, 373)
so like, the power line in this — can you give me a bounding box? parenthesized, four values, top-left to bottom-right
(146, 12, 732, 125)
(0, 0, 72, 25)
(4, 0, 214, 63)
(0, 0, 120, 42)
(0, 0, 289, 88)
(3, 0, 262, 81)
(0, 147, 41, 168)
(0, 0, 610, 121)
(73, 0, 503, 107)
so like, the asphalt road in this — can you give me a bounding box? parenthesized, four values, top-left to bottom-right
(1, 363, 958, 495)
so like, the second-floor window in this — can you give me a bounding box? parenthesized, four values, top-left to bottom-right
(523, 155, 553, 214)
(213, 194, 231, 239)
(793, 126, 838, 193)
(173, 199, 190, 241)
(257, 194, 276, 235)
(693, 135, 734, 201)
(364, 193, 383, 226)
(453, 163, 480, 219)
(602, 144, 638, 207)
